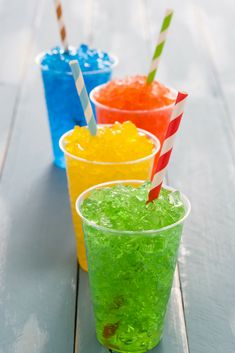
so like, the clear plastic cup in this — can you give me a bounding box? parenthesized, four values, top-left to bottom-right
(76, 180, 191, 352)
(60, 127, 160, 271)
(36, 49, 118, 168)
(90, 83, 176, 147)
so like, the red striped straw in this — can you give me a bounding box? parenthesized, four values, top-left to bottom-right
(53, 0, 68, 51)
(147, 92, 188, 203)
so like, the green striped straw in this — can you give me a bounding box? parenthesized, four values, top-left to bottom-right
(146, 9, 174, 84)
(69, 60, 97, 136)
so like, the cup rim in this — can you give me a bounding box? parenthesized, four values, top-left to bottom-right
(35, 46, 118, 76)
(76, 180, 191, 235)
(89, 82, 177, 114)
(59, 124, 161, 165)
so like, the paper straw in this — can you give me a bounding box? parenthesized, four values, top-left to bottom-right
(146, 9, 174, 84)
(147, 92, 188, 202)
(53, 0, 68, 51)
(69, 60, 97, 136)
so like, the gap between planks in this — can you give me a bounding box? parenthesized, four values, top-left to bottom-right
(73, 265, 80, 353)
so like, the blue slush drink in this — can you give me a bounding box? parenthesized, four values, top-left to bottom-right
(37, 44, 117, 168)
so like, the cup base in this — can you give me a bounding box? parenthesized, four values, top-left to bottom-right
(98, 335, 162, 353)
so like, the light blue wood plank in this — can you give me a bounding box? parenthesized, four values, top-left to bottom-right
(0, 64, 77, 353)
(0, 0, 94, 350)
(91, 0, 150, 76)
(0, 0, 40, 174)
(0, 53, 78, 352)
(0, 84, 18, 173)
(0, 0, 89, 176)
(170, 97, 235, 353)
(186, 0, 235, 121)
(75, 1, 189, 352)
(0, 0, 39, 84)
(147, 0, 235, 352)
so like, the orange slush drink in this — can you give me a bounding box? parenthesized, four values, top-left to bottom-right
(90, 75, 177, 146)
(60, 122, 160, 271)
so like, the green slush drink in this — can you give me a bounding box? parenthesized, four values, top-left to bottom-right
(77, 180, 190, 353)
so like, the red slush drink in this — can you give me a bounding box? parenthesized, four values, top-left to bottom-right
(90, 75, 176, 146)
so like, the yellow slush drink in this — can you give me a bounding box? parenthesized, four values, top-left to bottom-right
(60, 122, 160, 271)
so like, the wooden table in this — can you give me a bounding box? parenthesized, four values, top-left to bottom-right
(0, 0, 235, 352)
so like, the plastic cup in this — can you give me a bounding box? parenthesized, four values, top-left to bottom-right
(59, 127, 160, 271)
(36, 49, 118, 168)
(90, 84, 176, 147)
(76, 180, 191, 352)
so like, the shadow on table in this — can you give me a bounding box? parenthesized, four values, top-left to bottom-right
(4, 164, 76, 272)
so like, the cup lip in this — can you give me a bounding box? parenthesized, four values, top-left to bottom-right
(76, 180, 191, 235)
(35, 46, 118, 76)
(59, 124, 160, 165)
(89, 82, 177, 114)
